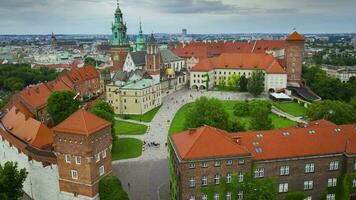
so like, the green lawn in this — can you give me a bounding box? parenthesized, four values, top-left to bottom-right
(273, 102, 307, 117)
(169, 100, 297, 135)
(114, 121, 148, 135)
(115, 106, 161, 122)
(111, 138, 143, 161)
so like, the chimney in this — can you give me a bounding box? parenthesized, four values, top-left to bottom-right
(188, 128, 196, 134)
(233, 136, 241, 144)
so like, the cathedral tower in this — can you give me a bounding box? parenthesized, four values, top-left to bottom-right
(110, 0, 130, 71)
(285, 31, 305, 83)
(135, 21, 146, 52)
(53, 110, 113, 199)
(145, 33, 161, 81)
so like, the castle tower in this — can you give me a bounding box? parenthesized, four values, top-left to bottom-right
(285, 31, 305, 83)
(53, 110, 113, 199)
(110, 0, 130, 71)
(145, 33, 161, 81)
(135, 21, 146, 52)
(51, 32, 57, 48)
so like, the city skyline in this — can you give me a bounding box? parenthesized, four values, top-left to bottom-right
(1, 0, 356, 35)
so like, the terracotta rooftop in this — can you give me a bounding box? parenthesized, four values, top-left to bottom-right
(191, 53, 287, 74)
(170, 126, 250, 160)
(18, 83, 53, 110)
(286, 31, 305, 41)
(1, 106, 53, 149)
(61, 66, 99, 84)
(53, 109, 112, 135)
(170, 120, 356, 161)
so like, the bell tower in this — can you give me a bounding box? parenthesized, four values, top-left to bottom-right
(110, 0, 130, 71)
(53, 110, 113, 199)
(145, 33, 161, 81)
(285, 31, 305, 83)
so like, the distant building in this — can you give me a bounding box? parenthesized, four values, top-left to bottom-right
(351, 38, 356, 48)
(169, 120, 356, 200)
(322, 65, 356, 83)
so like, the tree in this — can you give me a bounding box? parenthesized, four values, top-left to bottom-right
(99, 175, 129, 200)
(227, 74, 240, 88)
(250, 107, 273, 131)
(236, 168, 278, 200)
(350, 98, 356, 110)
(282, 192, 307, 200)
(247, 70, 265, 97)
(239, 75, 248, 92)
(3, 77, 25, 91)
(233, 101, 250, 117)
(0, 161, 28, 200)
(218, 79, 226, 87)
(227, 120, 245, 132)
(84, 57, 97, 67)
(306, 100, 356, 125)
(185, 97, 229, 130)
(47, 91, 80, 125)
(90, 100, 116, 141)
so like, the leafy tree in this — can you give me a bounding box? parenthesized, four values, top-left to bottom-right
(227, 74, 240, 88)
(3, 77, 25, 91)
(0, 161, 28, 200)
(247, 70, 265, 97)
(99, 175, 129, 200)
(227, 120, 245, 132)
(349, 98, 356, 110)
(250, 106, 273, 131)
(307, 100, 356, 125)
(236, 167, 278, 200)
(47, 91, 80, 125)
(84, 57, 97, 67)
(239, 75, 248, 92)
(90, 100, 116, 141)
(282, 192, 307, 200)
(248, 100, 272, 114)
(233, 101, 250, 116)
(218, 79, 226, 87)
(185, 97, 229, 130)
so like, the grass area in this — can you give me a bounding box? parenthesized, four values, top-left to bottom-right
(115, 106, 161, 122)
(111, 138, 143, 161)
(169, 100, 297, 135)
(273, 102, 307, 117)
(114, 120, 148, 135)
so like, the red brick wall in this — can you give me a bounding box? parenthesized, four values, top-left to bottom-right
(285, 40, 304, 82)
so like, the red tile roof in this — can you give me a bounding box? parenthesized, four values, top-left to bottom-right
(1, 106, 53, 149)
(170, 120, 356, 161)
(286, 31, 305, 41)
(191, 53, 286, 74)
(53, 109, 111, 135)
(61, 66, 99, 85)
(18, 83, 53, 110)
(171, 126, 250, 160)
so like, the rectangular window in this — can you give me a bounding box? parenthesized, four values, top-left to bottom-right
(71, 170, 78, 180)
(304, 197, 312, 200)
(305, 163, 315, 173)
(214, 161, 221, 167)
(189, 162, 195, 169)
(102, 150, 107, 158)
(214, 174, 220, 185)
(202, 176, 208, 186)
(326, 194, 335, 200)
(354, 163, 356, 171)
(329, 161, 339, 171)
(238, 192, 243, 200)
(226, 192, 232, 200)
(202, 194, 208, 200)
(75, 156, 81, 165)
(226, 173, 232, 184)
(254, 168, 265, 178)
(304, 180, 313, 190)
(328, 178, 337, 187)
(238, 159, 245, 165)
(214, 193, 219, 200)
(280, 166, 290, 176)
(226, 160, 233, 166)
(352, 179, 356, 187)
(65, 154, 71, 163)
(201, 162, 208, 168)
(189, 177, 195, 188)
(95, 153, 100, 163)
(99, 165, 105, 176)
(238, 172, 244, 182)
(279, 183, 288, 193)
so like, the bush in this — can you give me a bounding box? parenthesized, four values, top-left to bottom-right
(233, 101, 250, 116)
(99, 176, 129, 200)
(282, 192, 307, 200)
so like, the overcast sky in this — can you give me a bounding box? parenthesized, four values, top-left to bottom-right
(1, 0, 356, 35)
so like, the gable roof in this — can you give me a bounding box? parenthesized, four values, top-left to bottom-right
(286, 31, 305, 41)
(53, 109, 111, 135)
(130, 51, 146, 66)
(1, 106, 53, 149)
(60, 66, 99, 84)
(170, 125, 250, 160)
(160, 49, 184, 63)
(191, 53, 286, 74)
(18, 83, 53, 110)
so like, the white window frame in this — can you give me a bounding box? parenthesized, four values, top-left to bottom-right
(202, 194, 208, 200)
(352, 179, 356, 187)
(201, 162, 208, 168)
(280, 165, 290, 176)
(238, 172, 244, 182)
(326, 194, 335, 200)
(65, 154, 71, 163)
(189, 196, 195, 200)
(99, 165, 105, 176)
(254, 168, 265, 178)
(102, 150, 107, 158)
(189, 176, 195, 188)
(202, 176, 208, 186)
(305, 163, 314, 173)
(189, 162, 195, 169)
(329, 161, 339, 171)
(226, 173, 232, 184)
(75, 156, 81, 165)
(328, 178, 337, 187)
(226, 192, 232, 200)
(214, 161, 221, 167)
(304, 180, 313, 190)
(214, 193, 219, 200)
(95, 153, 100, 163)
(214, 174, 220, 185)
(226, 160, 233, 165)
(238, 191, 243, 200)
(304, 197, 312, 200)
(71, 170, 78, 180)
(278, 183, 288, 193)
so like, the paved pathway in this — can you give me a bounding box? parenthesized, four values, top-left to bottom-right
(112, 88, 267, 200)
(271, 106, 307, 124)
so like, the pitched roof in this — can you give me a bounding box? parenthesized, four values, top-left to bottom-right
(18, 83, 53, 110)
(170, 126, 250, 160)
(286, 31, 305, 41)
(130, 51, 146, 66)
(46, 79, 72, 92)
(160, 49, 184, 63)
(191, 53, 286, 74)
(61, 66, 99, 85)
(171, 120, 356, 162)
(53, 109, 111, 135)
(1, 106, 53, 149)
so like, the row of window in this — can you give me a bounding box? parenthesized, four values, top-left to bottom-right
(65, 150, 107, 164)
(189, 172, 245, 187)
(70, 165, 105, 180)
(189, 192, 243, 200)
(189, 159, 244, 169)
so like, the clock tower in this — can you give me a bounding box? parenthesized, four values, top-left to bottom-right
(110, 0, 130, 71)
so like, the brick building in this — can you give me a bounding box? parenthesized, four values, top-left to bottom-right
(169, 120, 356, 200)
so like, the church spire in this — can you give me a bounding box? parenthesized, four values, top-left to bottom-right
(111, 0, 128, 46)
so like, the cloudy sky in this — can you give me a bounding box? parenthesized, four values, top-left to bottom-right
(1, 0, 356, 34)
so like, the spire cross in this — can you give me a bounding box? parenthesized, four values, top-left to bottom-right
(117, 0, 119, 6)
